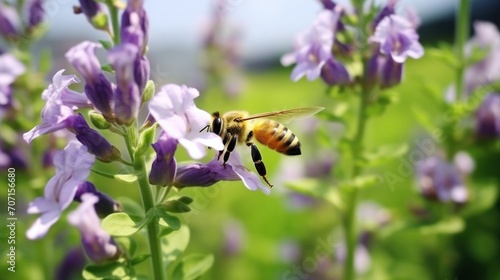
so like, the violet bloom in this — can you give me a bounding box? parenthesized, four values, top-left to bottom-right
(149, 132, 178, 186)
(475, 93, 500, 139)
(320, 57, 351, 85)
(148, 84, 223, 159)
(0, 52, 26, 89)
(463, 22, 500, 94)
(121, 0, 148, 51)
(174, 151, 270, 194)
(74, 181, 119, 217)
(55, 248, 87, 280)
(68, 193, 120, 263)
(0, 2, 20, 38)
(26, 142, 95, 239)
(78, 0, 101, 20)
(416, 153, 473, 205)
(68, 114, 120, 162)
(109, 44, 141, 125)
(23, 71, 88, 143)
(65, 41, 114, 120)
(25, 0, 44, 30)
(281, 9, 341, 82)
(370, 15, 424, 63)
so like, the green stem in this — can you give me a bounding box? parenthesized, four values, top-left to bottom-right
(106, 0, 121, 45)
(343, 2, 370, 277)
(125, 128, 165, 280)
(455, 0, 470, 101)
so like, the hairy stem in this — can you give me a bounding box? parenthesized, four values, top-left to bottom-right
(125, 127, 165, 280)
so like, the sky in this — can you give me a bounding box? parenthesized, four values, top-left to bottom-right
(42, 0, 458, 59)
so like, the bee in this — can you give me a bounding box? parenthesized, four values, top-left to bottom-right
(201, 106, 324, 187)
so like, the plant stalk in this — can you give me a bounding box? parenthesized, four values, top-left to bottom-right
(455, 0, 470, 101)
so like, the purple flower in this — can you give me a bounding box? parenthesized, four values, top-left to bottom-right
(320, 57, 351, 85)
(371, 0, 397, 30)
(464, 22, 500, 94)
(121, 0, 148, 51)
(134, 55, 150, 93)
(68, 114, 120, 162)
(475, 93, 500, 139)
(369, 15, 424, 63)
(0, 53, 26, 86)
(26, 142, 95, 239)
(23, 70, 91, 143)
(74, 181, 119, 217)
(223, 220, 244, 256)
(281, 9, 341, 81)
(148, 84, 223, 159)
(149, 132, 178, 186)
(68, 193, 120, 263)
(65, 41, 114, 119)
(0, 3, 20, 38)
(78, 0, 101, 20)
(416, 153, 473, 205)
(109, 44, 141, 125)
(174, 151, 270, 194)
(25, 0, 44, 30)
(55, 248, 86, 280)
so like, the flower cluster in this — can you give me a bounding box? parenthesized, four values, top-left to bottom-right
(0, 0, 44, 39)
(282, 0, 424, 88)
(416, 152, 474, 205)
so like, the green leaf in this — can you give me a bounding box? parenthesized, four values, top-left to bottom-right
(339, 175, 380, 190)
(156, 208, 181, 230)
(466, 45, 489, 66)
(162, 225, 190, 263)
(419, 217, 465, 235)
(89, 111, 111, 129)
(101, 63, 114, 73)
(102, 212, 151, 237)
(427, 46, 458, 68)
(142, 80, 155, 103)
(135, 124, 156, 158)
(359, 143, 409, 167)
(114, 174, 138, 184)
(172, 254, 214, 280)
(39, 49, 52, 73)
(117, 197, 144, 217)
(463, 182, 498, 217)
(177, 196, 194, 205)
(130, 254, 151, 266)
(162, 200, 191, 213)
(82, 261, 129, 279)
(158, 227, 175, 238)
(286, 179, 343, 210)
(100, 40, 113, 50)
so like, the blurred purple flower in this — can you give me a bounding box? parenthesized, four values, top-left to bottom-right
(223, 220, 244, 256)
(78, 0, 101, 20)
(371, 0, 397, 30)
(464, 22, 500, 95)
(0, 144, 28, 170)
(148, 84, 223, 159)
(109, 44, 141, 125)
(174, 151, 269, 194)
(320, 57, 351, 85)
(281, 9, 341, 82)
(416, 153, 473, 205)
(74, 181, 120, 217)
(121, 0, 148, 51)
(65, 41, 114, 119)
(357, 202, 391, 229)
(68, 114, 120, 162)
(68, 193, 120, 262)
(475, 93, 500, 139)
(55, 248, 87, 280)
(25, 0, 44, 29)
(278, 239, 301, 263)
(0, 3, 20, 38)
(336, 236, 371, 275)
(370, 15, 424, 63)
(149, 132, 178, 186)
(0, 52, 26, 87)
(26, 142, 95, 239)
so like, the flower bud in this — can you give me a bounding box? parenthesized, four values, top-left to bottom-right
(149, 133, 178, 186)
(320, 57, 351, 86)
(74, 181, 121, 217)
(69, 114, 121, 162)
(475, 93, 500, 139)
(380, 56, 402, 89)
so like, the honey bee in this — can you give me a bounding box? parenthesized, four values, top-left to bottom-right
(201, 106, 324, 187)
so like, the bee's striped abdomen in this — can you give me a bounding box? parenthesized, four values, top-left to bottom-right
(252, 119, 301, 156)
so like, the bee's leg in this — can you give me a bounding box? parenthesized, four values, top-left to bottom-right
(218, 133, 231, 161)
(247, 143, 273, 188)
(222, 134, 237, 168)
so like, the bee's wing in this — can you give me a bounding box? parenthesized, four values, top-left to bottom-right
(237, 106, 324, 123)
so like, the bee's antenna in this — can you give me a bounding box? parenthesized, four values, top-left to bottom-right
(199, 125, 210, 133)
